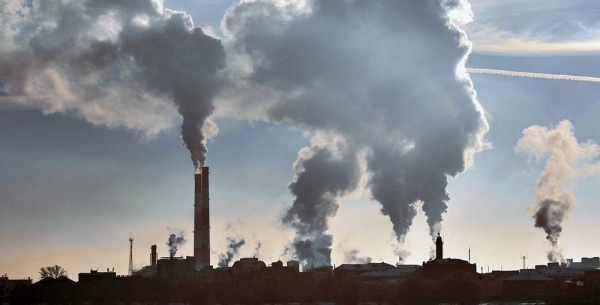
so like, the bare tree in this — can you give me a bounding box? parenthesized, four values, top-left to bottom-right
(39, 265, 67, 279)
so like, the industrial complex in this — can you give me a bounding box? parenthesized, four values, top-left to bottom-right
(2, 168, 600, 303)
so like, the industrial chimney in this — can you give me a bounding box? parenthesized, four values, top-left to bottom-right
(151, 245, 157, 267)
(435, 233, 443, 260)
(194, 167, 210, 269)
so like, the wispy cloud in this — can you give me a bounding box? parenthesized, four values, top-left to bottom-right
(467, 0, 600, 54)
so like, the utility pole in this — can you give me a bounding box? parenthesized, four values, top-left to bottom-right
(128, 234, 134, 276)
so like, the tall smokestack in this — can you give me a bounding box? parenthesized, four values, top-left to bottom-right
(194, 173, 202, 267)
(194, 167, 211, 269)
(435, 233, 443, 260)
(151, 245, 157, 267)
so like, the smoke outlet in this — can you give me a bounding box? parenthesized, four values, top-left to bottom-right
(151, 245, 157, 267)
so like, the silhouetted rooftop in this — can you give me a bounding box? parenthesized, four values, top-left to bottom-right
(424, 258, 471, 265)
(504, 273, 552, 281)
(360, 266, 419, 278)
(232, 257, 266, 272)
(538, 267, 584, 277)
(336, 262, 395, 271)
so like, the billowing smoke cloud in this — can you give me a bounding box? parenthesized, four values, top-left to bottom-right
(167, 230, 187, 258)
(467, 68, 600, 83)
(516, 120, 600, 262)
(343, 249, 372, 264)
(218, 237, 246, 268)
(221, 0, 488, 256)
(0, 0, 224, 169)
(281, 136, 361, 266)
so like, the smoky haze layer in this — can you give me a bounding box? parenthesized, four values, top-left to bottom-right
(222, 0, 489, 257)
(517, 120, 600, 262)
(218, 238, 246, 268)
(0, 0, 225, 169)
(167, 231, 187, 258)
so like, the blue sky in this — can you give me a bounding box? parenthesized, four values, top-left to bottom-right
(1, 0, 600, 279)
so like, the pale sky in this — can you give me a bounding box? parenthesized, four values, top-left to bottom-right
(1, 0, 600, 280)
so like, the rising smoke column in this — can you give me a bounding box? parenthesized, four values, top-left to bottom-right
(253, 242, 262, 257)
(281, 137, 361, 266)
(167, 231, 187, 258)
(221, 0, 489, 260)
(516, 120, 600, 262)
(218, 238, 246, 267)
(0, 0, 225, 169)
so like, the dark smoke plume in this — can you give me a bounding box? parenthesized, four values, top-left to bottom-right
(166, 231, 187, 258)
(517, 120, 600, 262)
(0, 0, 224, 170)
(281, 138, 361, 266)
(218, 237, 246, 268)
(222, 0, 488, 258)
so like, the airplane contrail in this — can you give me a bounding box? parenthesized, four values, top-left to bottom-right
(466, 68, 600, 83)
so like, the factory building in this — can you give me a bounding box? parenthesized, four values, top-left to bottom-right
(502, 271, 553, 298)
(231, 257, 267, 273)
(0, 275, 32, 301)
(567, 257, 600, 269)
(422, 234, 477, 279)
(78, 269, 120, 300)
(157, 256, 197, 279)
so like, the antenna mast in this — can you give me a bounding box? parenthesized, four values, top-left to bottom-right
(128, 234, 134, 276)
(522, 254, 528, 269)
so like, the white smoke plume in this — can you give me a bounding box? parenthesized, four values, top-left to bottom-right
(221, 0, 489, 257)
(343, 248, 372, 264)
(516, 120, 600, 262)
(467, 68, 600, 83)
(0, 0, 225, 169)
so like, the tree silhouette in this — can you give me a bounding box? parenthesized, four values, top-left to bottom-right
(39, 265, 67, 279)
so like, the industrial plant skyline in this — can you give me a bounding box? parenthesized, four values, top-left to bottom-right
(1, 0, 600, 281)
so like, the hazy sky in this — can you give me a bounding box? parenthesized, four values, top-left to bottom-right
(1, 0, 600, 279)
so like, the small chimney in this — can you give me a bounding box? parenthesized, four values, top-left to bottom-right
(435, 233, 443, 260)
(151, 245, 157, 267)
